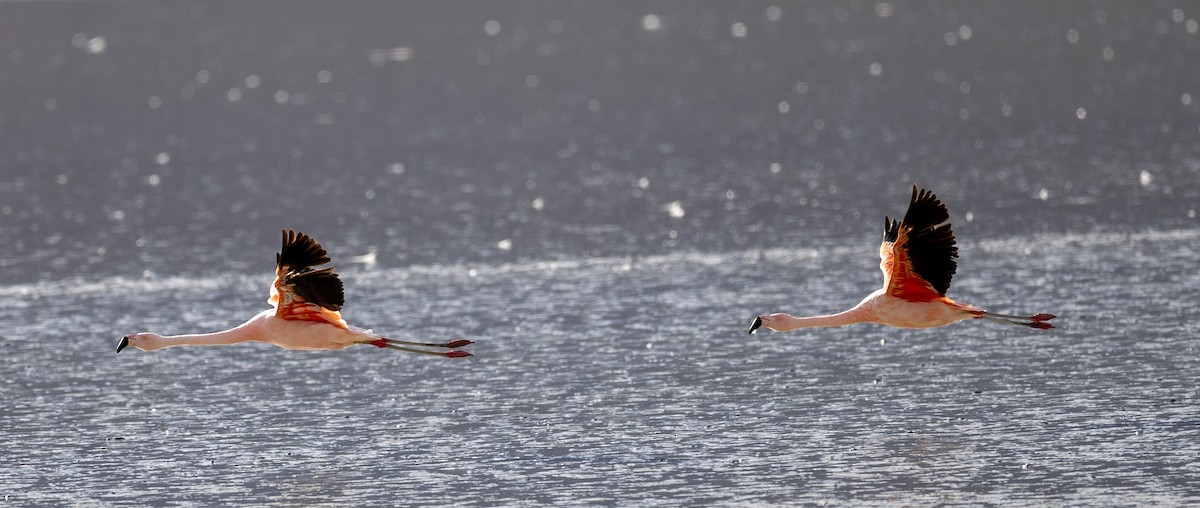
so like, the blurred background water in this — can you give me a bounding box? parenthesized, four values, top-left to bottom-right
(2, 1, 1199, 506)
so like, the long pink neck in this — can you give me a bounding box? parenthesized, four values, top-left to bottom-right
(151, 326, 260, 349)
(773, 307, 875, 331)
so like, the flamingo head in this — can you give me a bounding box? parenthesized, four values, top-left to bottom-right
(748, 313, 789, 334)
(117, 332, 164, 352)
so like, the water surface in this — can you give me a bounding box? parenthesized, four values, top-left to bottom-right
(2, 1, 1199, 505)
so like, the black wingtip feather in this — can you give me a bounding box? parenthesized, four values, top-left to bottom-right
(290, 266, 345, 311)
(277, 229, 331, 272)
(901, 186, 951, 231)
(275, 229, 345, 311)
(898, 186, 958, 295)
(883, 216, 899, 243)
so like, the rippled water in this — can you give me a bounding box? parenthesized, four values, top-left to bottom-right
(3, 1, 1200, 506)
(2, 229, 1198, 505)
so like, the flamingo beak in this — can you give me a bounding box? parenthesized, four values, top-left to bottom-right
(116, 336, 130, 353)
(748, 316, 764, 335)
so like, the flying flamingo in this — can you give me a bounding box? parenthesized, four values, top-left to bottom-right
(749, 185, 1055, 334)
(118, 229, 472, 357)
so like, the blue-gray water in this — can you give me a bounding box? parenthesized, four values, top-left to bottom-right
(2, 2, 1199, 506)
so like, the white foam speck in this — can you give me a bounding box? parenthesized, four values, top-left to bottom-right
(665, 201, 685, 218)
(642, 14, 662, 31)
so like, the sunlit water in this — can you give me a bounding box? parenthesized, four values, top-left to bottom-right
(3, 1, 1200, 505)
(2, 229, 1198, 505)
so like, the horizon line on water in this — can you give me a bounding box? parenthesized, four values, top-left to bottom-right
(5, 226, 1197, 300)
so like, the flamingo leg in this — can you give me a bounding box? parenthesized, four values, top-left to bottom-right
(978, 312, 1055, 329)
(384, 338, 474, 348)
(363, 339, 472, 357)
(383, 343, 472, 357)
(982, 311, 1055, 321)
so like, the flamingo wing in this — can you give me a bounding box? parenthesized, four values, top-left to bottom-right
(879, 186, 958, 302)
(269, 229, 349, 329)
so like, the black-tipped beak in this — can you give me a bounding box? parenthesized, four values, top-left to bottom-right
(748, 316, 763, 335)
(116, 336, 130, 353)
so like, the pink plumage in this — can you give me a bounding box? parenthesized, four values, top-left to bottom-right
(118, 229, 473, 357)
(749, 186, 1055, 334)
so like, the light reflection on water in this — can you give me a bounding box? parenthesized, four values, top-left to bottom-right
(2, 229, 1197, 505)
(3, 1, 1200, 504)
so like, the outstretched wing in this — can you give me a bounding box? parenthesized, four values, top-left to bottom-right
(269, 229, 348, 328)
(879, 185, 958, 302)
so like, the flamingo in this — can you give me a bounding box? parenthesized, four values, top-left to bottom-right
(118, 229, 473, 357)
(748, 185, 1055, 334)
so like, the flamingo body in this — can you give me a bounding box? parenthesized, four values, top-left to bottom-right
(119, 230, 472, 357)
(750, 186, 1054, 334)
(127, 309, 375, 351)
(860, 290, 978, 329)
